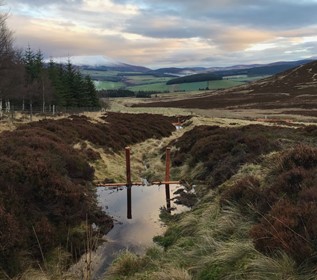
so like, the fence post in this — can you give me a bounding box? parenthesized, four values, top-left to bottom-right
(126, 147, 132, 219)
(165, 147, 171, 210)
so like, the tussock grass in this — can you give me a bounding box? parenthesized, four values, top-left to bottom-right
(151, 268, 193, 280)
(246, 252, 299, 280)
(106, 250, 149, 279)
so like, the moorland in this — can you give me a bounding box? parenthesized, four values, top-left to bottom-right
(1, 9, 317, 278)
(1, 59, 317, 280)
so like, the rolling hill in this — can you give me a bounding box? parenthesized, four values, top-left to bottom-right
(133, 60, 317, 110)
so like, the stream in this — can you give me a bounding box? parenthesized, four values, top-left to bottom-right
(92, 184, 189, 279)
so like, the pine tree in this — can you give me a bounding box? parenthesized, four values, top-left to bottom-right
(84, 75, 99, 107)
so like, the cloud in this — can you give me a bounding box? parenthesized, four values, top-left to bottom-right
(6, 0, 83, 6)
(4, 0, 317, 67)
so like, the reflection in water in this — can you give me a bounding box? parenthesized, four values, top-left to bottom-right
(165, 184, 171, 212)
(127, 186, 132, 219)
(93, 184, 188, 279)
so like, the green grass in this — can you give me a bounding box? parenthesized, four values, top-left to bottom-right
(126, 75, 171, 84)
(94, 81, 125, 90)
(127, 82, 170, 92)
(81, 70, 120, 77)
(84, 68, 268, 93)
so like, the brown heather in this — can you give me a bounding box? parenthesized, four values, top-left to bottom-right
(0, 112, 176, 277)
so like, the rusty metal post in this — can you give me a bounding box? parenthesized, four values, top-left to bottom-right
(125, 147, 132, 219)
(165, 147, 171, 211)
(125, 147, 132, 186)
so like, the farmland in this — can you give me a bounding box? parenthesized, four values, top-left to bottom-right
(81, 68, 267, 93)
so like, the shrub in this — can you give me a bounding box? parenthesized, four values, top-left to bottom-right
(250, 199, 314, 264)
(220, 176, 260, 209)
(248, 146, 317, 264)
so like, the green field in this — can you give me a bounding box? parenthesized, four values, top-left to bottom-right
(127, 82, 170, 92)
(126, 75, 170, 84)
(94, 81, 125, 90)
(83, 69, 268, 93)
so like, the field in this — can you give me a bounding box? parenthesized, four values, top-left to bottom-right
(81, 69, 267, 93)
(94, 80, 125, 90)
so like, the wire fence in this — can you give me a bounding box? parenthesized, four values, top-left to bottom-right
(0, 105, 103, 120)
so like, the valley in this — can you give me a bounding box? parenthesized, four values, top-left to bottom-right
(1, 52, 317, 280)
(3, 0, 317, 279)
(82, 59, 312, 94)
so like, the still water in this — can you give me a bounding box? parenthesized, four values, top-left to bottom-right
(92, 184, 188, 279)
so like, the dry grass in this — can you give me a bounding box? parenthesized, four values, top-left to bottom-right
(151, 268, 193, 280)
(106, 250, 147, 278)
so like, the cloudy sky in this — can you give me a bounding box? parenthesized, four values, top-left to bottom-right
(2, 0, 317, 68)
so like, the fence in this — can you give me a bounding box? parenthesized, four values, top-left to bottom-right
(0, 104, 102, 120)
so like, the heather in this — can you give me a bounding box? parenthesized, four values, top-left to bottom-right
(0, 112, 176, 277)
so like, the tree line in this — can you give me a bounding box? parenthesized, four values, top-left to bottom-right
(0, 9, 99, 114)
(166, 72, 222, 85)
(98, 89, 154, 98)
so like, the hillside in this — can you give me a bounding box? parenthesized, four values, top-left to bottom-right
(210, 59, 314, 77)
(133, 60, 317, 110)
(247, 60, 317, 94)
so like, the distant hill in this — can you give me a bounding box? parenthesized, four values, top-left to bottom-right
(211, 59, 314, 77)
(133, 60, 317, 110)
(52, 55, 151, 73)
(66, 55, 315, 79)
(81, 63, 151, 73)
(148, 59, 315, 80)
(148, 67, 207, 77)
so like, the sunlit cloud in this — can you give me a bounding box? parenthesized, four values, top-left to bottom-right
(4, 0, 317, 68)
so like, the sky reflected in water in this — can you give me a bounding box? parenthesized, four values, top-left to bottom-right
(93, 184, 188, 279)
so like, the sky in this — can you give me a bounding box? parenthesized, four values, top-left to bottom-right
(2, 0, 317, 68)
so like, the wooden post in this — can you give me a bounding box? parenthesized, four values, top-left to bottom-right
(165, 147, 171, 211)
(126, 147, 132, 219)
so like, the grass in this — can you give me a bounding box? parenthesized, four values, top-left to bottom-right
(84, 68, 267, 93)
(106, 176, 317, 280)
(127, 82, 170, 92)
(94, 81, 125, 90)
(105, 194, 255, 279)
(126, 75, 170, 84)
